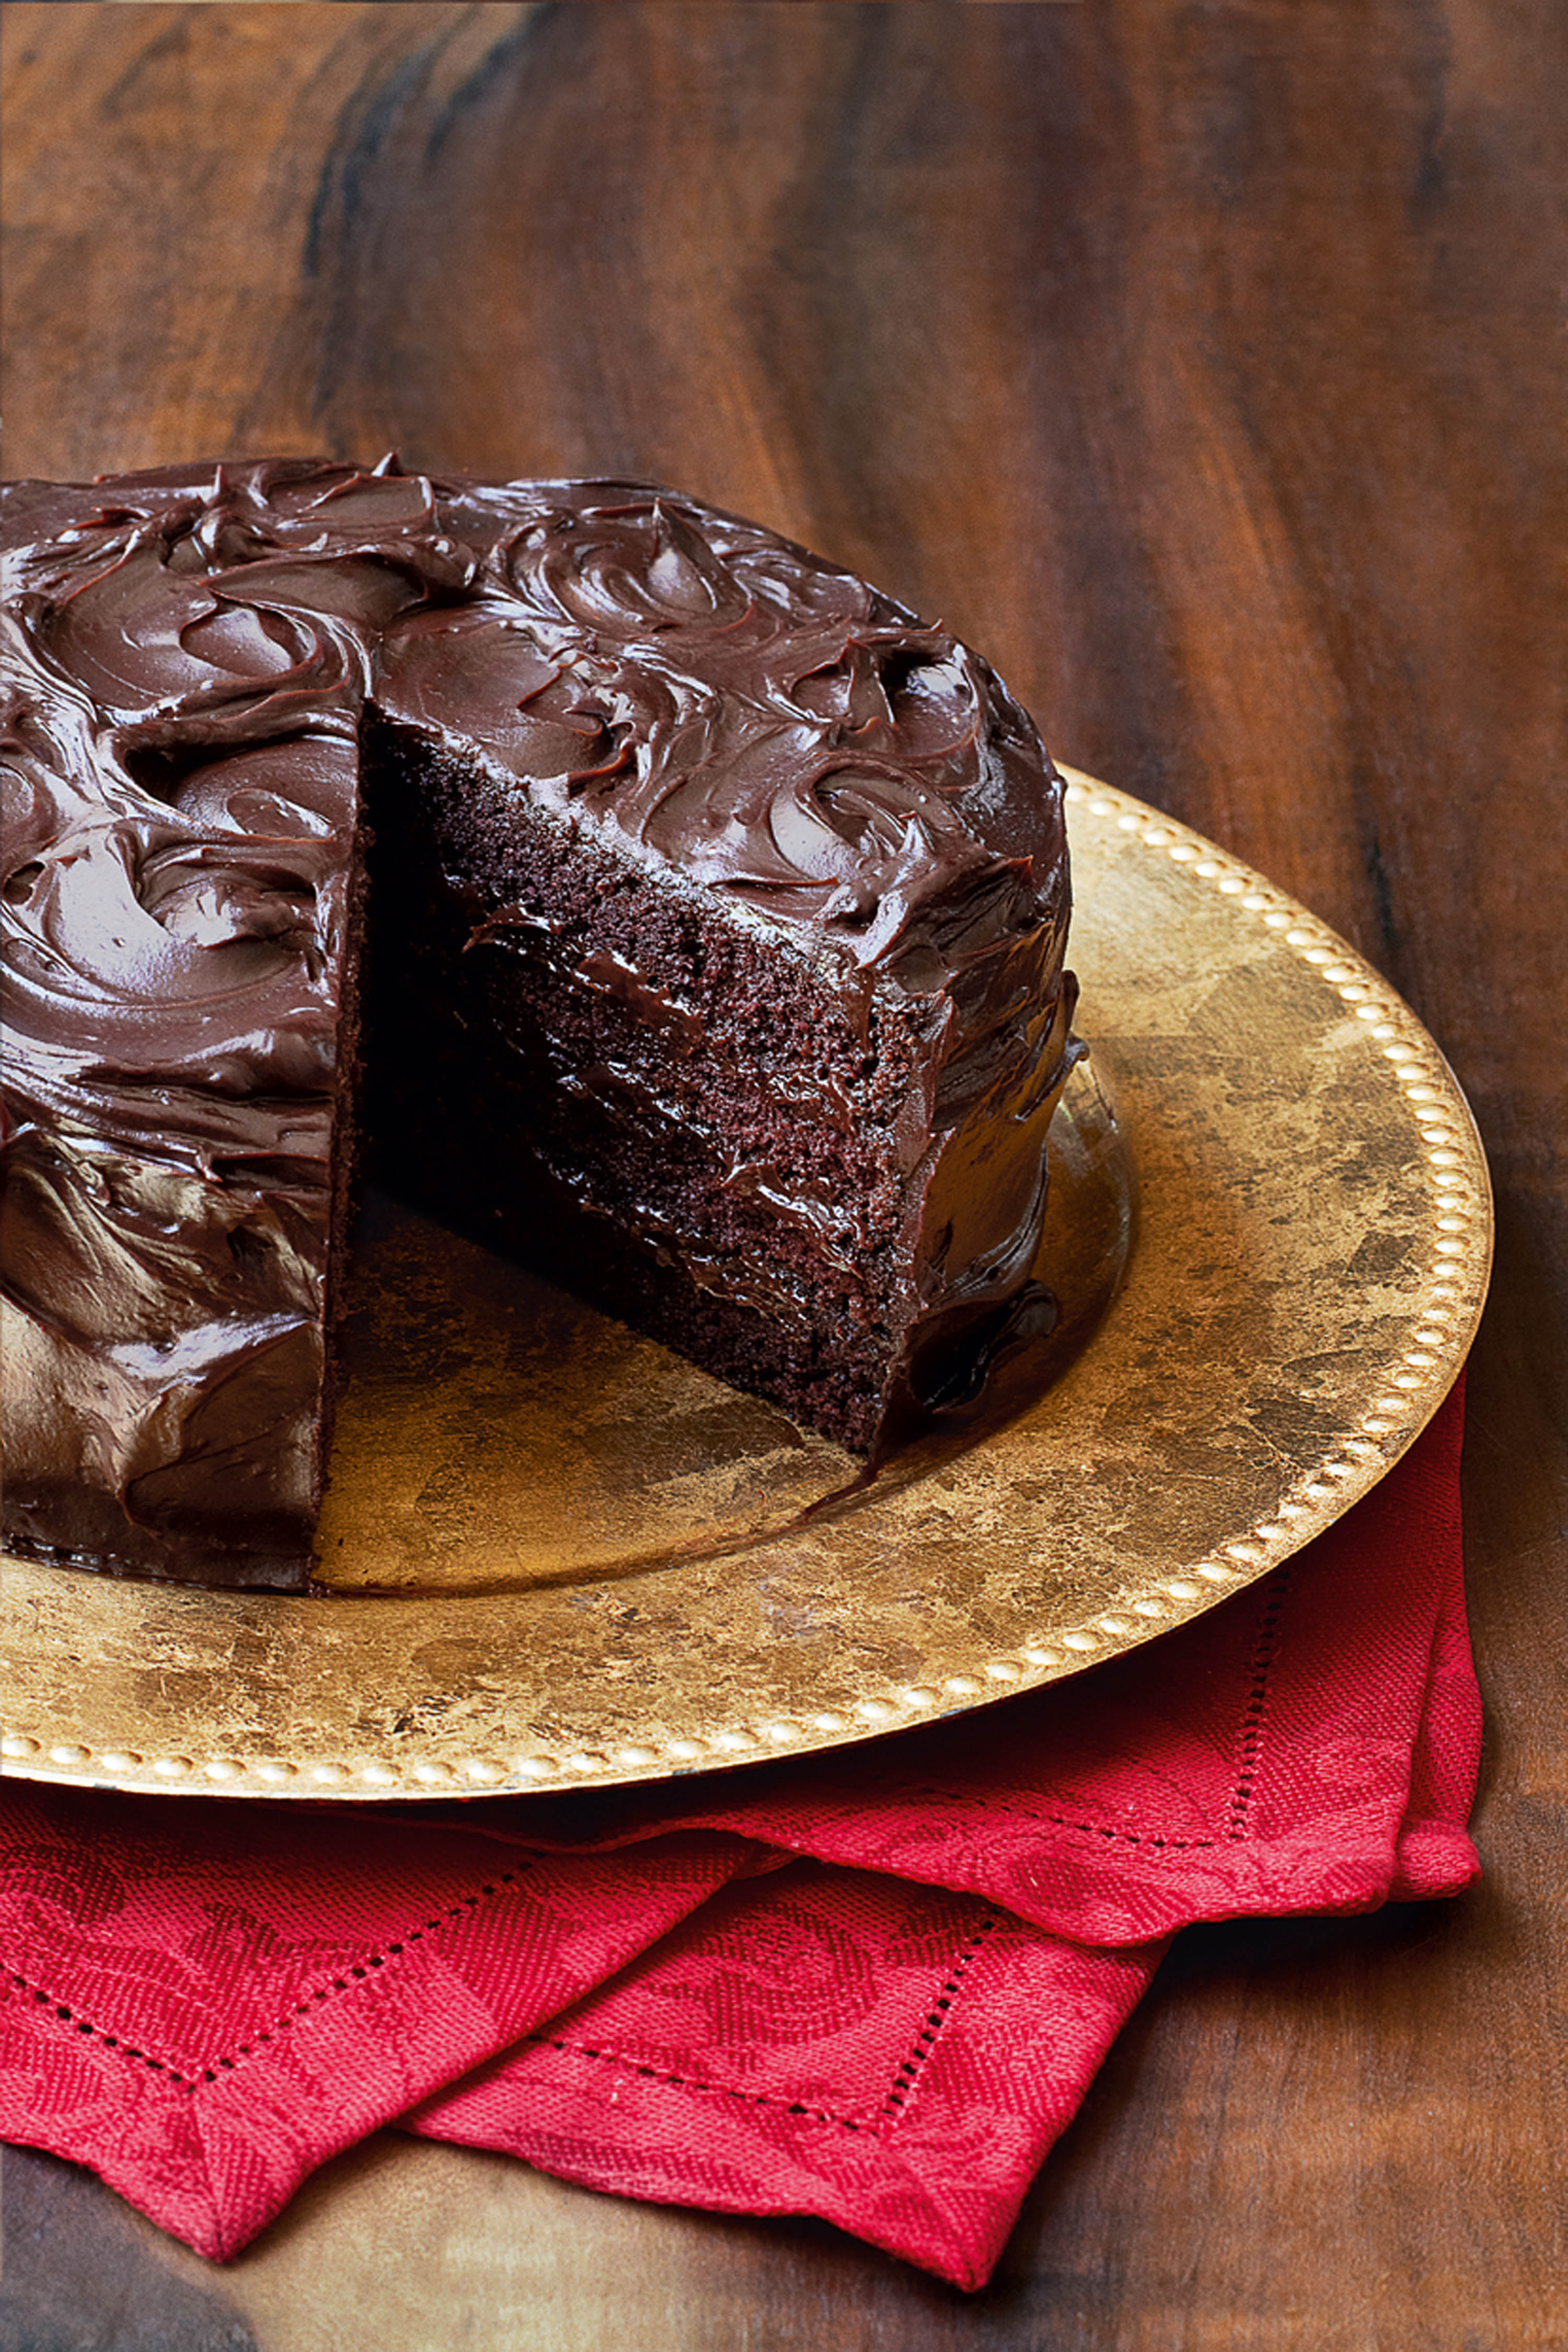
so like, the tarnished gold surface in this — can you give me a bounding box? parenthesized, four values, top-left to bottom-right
(0, 775, 1491, 1799)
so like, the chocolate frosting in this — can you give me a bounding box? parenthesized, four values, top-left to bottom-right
(2, 458, 1076, 1583)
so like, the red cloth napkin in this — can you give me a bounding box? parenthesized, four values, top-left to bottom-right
(0, 1385, 1479, 2290)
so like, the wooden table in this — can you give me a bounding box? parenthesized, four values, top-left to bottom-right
(3, 5, 1563, 2344)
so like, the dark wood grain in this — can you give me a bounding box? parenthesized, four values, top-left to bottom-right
(3, 4, 1564, 2345)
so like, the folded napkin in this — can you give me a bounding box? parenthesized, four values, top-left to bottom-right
(0, 1384, 1478, 2290)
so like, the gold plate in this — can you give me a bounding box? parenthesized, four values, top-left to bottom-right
(0, 774, 1491, 1800)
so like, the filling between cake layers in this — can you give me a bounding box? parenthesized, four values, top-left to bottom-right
(360, 714, 1078, 1459)
(1, 460, 1079, 1589)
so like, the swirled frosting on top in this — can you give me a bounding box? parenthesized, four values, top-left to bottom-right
(4, 459, 1066, 1024)
(377, 479, 1066, 983)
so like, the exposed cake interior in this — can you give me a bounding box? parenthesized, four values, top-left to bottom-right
(361, 715, 1075, 1455)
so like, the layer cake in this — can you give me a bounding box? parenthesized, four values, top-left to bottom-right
(1, 460, 1079, 1588)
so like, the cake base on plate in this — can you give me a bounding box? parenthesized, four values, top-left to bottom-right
(0, 776, 1490, 1798)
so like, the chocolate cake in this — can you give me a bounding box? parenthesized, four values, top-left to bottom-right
(1, 459, 1079, 1589)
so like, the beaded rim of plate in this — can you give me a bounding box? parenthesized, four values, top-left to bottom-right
(0, 773, 1492, 1796)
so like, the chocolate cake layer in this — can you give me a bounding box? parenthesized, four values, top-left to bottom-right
(1, 459, 1079, 1586)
